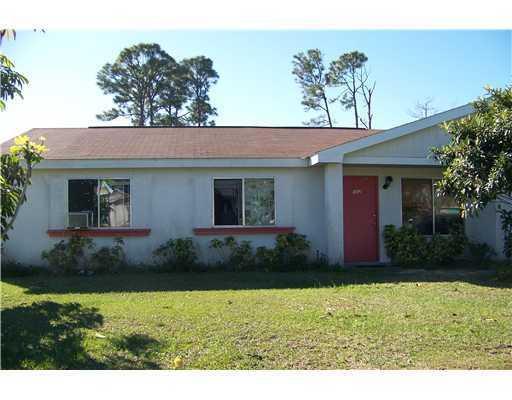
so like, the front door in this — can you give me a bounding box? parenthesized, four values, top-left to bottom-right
(343, 176, 379, 263)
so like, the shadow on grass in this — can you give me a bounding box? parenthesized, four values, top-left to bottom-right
(105, 333, 162, 369)
(1, 301, 162, 369)
(3, 268, 510, 296)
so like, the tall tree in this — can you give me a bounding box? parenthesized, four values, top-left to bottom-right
(433, 86, 512, 258)
(292, 49, 333, 127)
(328, 51, 368, 128)
(96, 43, 172, 126)
(408, 97, 436, 119)
(155, 62, 191, 126)
(357, 66, 376, 129)
(181, 56, 219, 127)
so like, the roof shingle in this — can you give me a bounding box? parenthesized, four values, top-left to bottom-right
(1, 127, 380, 160)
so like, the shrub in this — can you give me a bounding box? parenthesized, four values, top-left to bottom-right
(153, 237, 198, 272)
(500, 209, 512, 259)
(383, 224, 467, 267)
(209, 237, 230, 266)
(428, 224, 467, 265)
(495, 262, 512, 282)
(309, 251, 333, 271)
(209, 236, 255, 270)
(255, 246, 278, 271)
(468, 241, 496, 266)
(89, 238, 126, 273)
(274, 233, 310, 270)
(383, 225, 428, 266)
(255, 233, 311, 272)
(0, 259, 38, 277)
(41, 235, 95, 274)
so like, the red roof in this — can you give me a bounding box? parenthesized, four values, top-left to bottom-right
(1, 127, 380, 160)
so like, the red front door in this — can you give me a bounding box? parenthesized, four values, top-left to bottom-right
(343, 176, 379, 263)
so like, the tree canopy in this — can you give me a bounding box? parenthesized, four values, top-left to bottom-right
(0, 31, 29, 112)
(182, 56, 219, 127)
(97, 43, 219, 127)
(328, 51, 368, 128)
(292, 49, 375, 128)
(292, 49, 333, 127)
(433, 85, 512, 257)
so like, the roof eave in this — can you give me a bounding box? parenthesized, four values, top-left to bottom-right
(311, 104, 474, 164)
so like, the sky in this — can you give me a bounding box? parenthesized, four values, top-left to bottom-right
(1, 30, 510, 142)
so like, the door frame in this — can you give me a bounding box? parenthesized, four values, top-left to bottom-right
(343, 175, 380, 263)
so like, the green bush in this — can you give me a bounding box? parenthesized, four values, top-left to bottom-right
(428, 224, 467, 265)
(468, 241, 496, 265)
(0, 259, 39, 277)
(255, 246, 278, 270)
(500, 209, 512, 259)
(383, 225, 428, 266)
(274, 233, 310, 270)
(153, 237, 198, 272)
(383, 224, 467, 267)
(89, 238, 126, 273)
(209, 236, 255, 270)
(41, 235, 95, 274)
(255, 233, 311, 271)
(495, 262, 512, 282)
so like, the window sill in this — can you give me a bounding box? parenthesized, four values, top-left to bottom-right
(47, 228, 151, 237)
(193, 227, 295, 236)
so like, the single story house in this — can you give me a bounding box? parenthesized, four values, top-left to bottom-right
(1, 104, 507, 266)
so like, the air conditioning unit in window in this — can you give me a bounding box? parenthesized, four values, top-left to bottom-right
(68, 212, 89, 229)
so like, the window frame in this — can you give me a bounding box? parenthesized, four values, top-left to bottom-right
(401, 177, 462, 236)
(211, 177, 277, 227)
(66, 177, 132, 229)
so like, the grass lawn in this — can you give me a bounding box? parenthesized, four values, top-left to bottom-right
(1, 268, 511, 369)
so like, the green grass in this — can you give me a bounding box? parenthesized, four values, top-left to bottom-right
(2, 268, 511, 369)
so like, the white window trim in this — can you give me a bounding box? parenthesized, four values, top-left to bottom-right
(211, 177, 277, 227)
(401, 177, 461, 236)
(66, 177, 132, 229)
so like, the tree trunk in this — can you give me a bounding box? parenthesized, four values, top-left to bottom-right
(138, 98, 145, 126)
(149, 102, 154, 126)
(352, 72, 359, 128)
(322, 93, 333, 128)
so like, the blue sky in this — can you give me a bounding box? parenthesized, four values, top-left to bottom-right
(1, 30, 510, 141)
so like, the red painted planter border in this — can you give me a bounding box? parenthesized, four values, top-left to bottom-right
(47, 228, 151, 238)
(193, 227, 295, 236)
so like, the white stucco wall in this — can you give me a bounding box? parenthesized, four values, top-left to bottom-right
(3, 163, 506, 267)
(3, 167, 327, 266)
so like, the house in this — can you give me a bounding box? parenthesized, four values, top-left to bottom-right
(1, 104, 507, 266)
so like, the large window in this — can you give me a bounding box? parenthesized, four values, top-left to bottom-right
(68, 179, 130, 228)
(214, 178, 275, 226)
(401, 178, 462, 235)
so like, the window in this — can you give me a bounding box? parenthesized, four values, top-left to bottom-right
(213, 178, 275, 226)
(401, 178, 462, 235)
(68, 179, 130, 228)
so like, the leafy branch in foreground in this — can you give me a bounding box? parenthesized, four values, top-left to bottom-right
(433, 85, 512, 258)
(0, 52, 29, 111)
(1, 135, 47, 241)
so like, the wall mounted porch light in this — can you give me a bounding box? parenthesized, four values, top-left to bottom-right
(382, 176, 393, 190)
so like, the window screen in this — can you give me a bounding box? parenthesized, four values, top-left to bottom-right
(244, 178, 275, 226)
